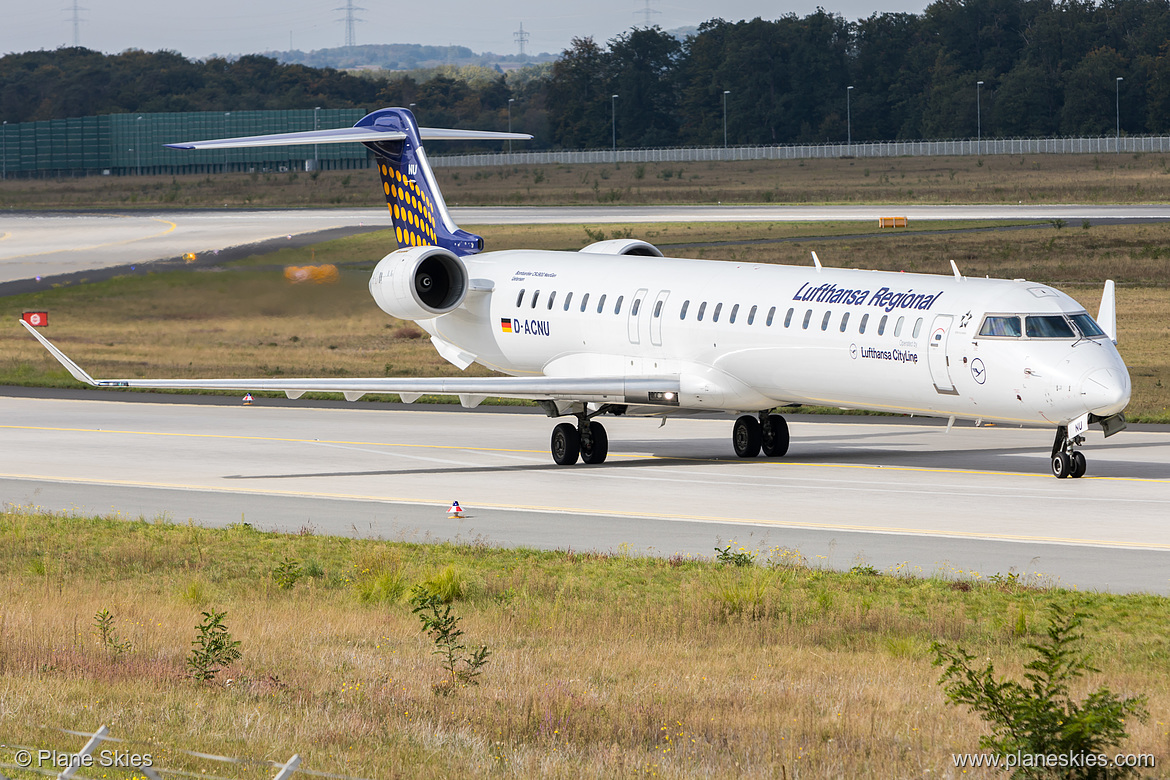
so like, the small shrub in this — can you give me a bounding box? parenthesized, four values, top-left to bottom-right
(1051, 218, 1067, 230)
(634, 164, 646, 180)
(93, 609, 132, 658)
(271, 556, 302, 590)
(187, 610, 242, 682)
(419, 564, 467, 603)
(710, 569, 775, 620)
(409, 586, 490, 695)
(931, 604, 1147, 778)
(849, 563, 880, 576)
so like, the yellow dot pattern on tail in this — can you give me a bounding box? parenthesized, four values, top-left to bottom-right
(380, 163, 438, 248)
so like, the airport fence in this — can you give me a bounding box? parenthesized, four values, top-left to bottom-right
(2, 108, 1168, 179)
(430, 134, 1170, 167)
(0, 724, 368, 780)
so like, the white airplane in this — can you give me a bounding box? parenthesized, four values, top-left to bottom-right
(21, 107, 1130, 478)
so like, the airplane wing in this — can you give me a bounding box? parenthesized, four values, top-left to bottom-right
(20, 320, 679, 408)
(165, 126, 532, 150)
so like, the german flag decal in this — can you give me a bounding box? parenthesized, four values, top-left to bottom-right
(500, 318, 513, 333)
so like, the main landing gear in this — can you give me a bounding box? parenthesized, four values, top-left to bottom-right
(551, 414, 610, 465)
(1050, 424, 1088, 479)
(733, 411, 790, 458)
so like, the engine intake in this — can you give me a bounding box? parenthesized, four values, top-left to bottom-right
(369, 246, 468, 320)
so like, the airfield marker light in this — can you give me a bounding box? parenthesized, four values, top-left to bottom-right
(448, 500, 464, 518)
(243, 393, 254, 406)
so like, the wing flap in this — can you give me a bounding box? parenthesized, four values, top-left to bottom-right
(20, 320, 679, 405)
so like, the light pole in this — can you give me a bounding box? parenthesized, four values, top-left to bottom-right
(611, 94, 619, 155)
(1116, 76, 1124, 152)
(508, 97, 515, 154)
(314, 106, 320, 171)
(976, 81, 983, 154)
(846, 85, 854, 150)
(722, 90, 730, 149)
(2, 121, 6, 181)
(136, 116, 142, 176)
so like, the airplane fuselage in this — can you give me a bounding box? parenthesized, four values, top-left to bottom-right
(415, 250, 1130, 428)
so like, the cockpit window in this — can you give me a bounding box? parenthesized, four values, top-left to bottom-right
(1025, 315, 1076, 339)
(1070, 313, 1107, 339)
(978, 315, 1022, 338)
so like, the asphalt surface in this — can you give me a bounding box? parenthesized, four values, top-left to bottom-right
(3, 389, 1169, 594)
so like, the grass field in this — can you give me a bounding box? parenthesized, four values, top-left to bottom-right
(1, 507, 1166, 779)
(4, 152, 1170, 209)
(2, 220, 1168, 421)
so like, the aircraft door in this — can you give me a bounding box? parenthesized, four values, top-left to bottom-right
(628, 288, 648, 344)
(928, 314, 958, 395)
(649, 290, 670, 346)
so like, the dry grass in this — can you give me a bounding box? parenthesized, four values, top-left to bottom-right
(2, 508, 1167, 778)
(4, 152, 1170, 209)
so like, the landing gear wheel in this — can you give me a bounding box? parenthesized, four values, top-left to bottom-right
(733, 415, 762, 458)
(551, 423, 580, 465)
(581, 421, 609, 464)
(1070, 450, 1087, 479)
(761, 414, 789, 457)
(1052, 452, 1072, 479)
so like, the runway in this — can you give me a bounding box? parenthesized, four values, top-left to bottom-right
(3, 392, 1169, 594)
(5, 204, 1170, 285)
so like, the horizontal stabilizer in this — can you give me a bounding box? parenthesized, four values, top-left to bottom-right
(21, 320, 678, 405)
(166, 126, 532, 151)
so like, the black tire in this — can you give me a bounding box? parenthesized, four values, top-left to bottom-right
(762, 414, 790, 457)
(733, 415, 762, 458)
(551, 423, 580, 465)
(1052, 452, 1071, 479)
(1070, 450, 1087, 479)
(581, 422, 609, 464)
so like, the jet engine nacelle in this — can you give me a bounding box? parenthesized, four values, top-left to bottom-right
(579, 239, 664, 257)
(369, 246, 468, 320)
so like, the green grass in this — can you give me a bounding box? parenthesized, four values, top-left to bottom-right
(1, 506, 1166, 778)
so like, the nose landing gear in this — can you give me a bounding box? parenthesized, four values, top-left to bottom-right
(1050, 424, 1088, 479)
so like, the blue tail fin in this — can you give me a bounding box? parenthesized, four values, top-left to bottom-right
(356, 108, 483, 256)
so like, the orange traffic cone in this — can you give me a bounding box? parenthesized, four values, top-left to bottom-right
(448, 501, 464, 518)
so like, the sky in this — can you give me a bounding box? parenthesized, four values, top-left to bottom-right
(1, 0, 930, 60)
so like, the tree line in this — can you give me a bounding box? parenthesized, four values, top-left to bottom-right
(4, 0, 1170, 149)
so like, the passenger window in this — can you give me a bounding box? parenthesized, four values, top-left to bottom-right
(516, 289, 525, 307)
(839, 312, 850, 332)
(532, 290, 540, 309)
(821, 311, 831, 331)
(713, 303, 722, 322)
(859, 313, 868, 334)
(680, 300, 690, 320)
(580, 293, 590, 313)
(614, 295, 623, 315)
(784, 308, 794, 328)
(979, 315, 1022, 337)
(597, 294, 607, 314)
(748, 305, 757, 325)
(563, 292, 573, 311)
(547, 291, 556, 310)
(894, 316, 905, 337)
(697, 302, 707, 321)
(632, 298, 642, 316)
(767, 306, 777, 326)
(729, 304, 739, 324)
(912, 318, 923, 338)
(802, 310, 812, 329)
(1026, 315, 1076, 338)
(652, 300, 661, 317)
(878, 315, 887, 335)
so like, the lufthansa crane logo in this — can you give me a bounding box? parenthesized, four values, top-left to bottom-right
(849, 343, 858, 360)
(970, 358, 987, 384)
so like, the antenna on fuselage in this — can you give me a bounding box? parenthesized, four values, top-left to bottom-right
(811, 251, 823, 272)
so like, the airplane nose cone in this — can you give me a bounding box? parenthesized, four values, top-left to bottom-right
(1079, 367, 1129, 416)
